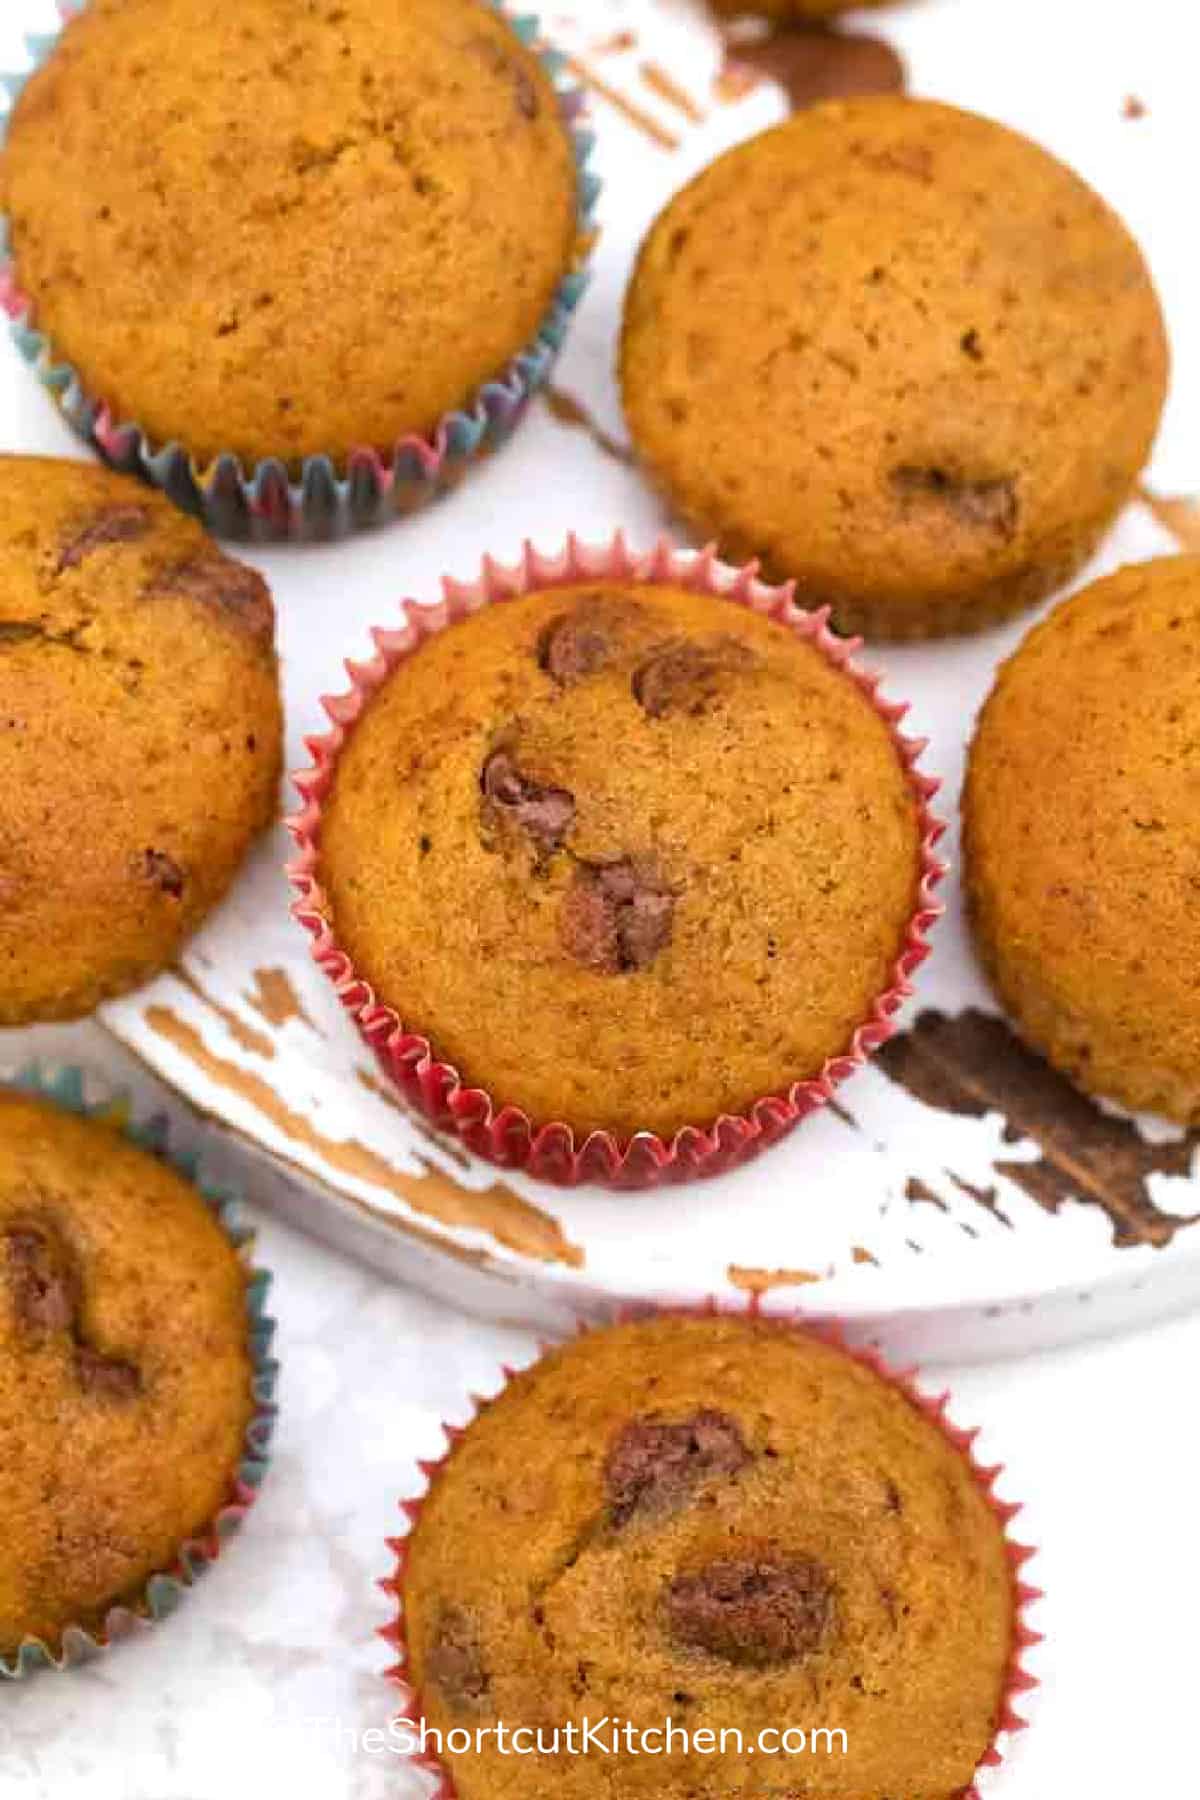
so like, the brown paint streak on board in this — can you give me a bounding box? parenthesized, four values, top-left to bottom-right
(715, 21, 906, 115)
(641, 62, 706, 124)
(728, 1264, 822, 1293)
(543, 385, 636, 467)
(247, 966, 317, 1032)
(878, 1009, 1199, 1249)
(905, 1177, 947, 1213)
(1138, 483, 1200, 551)
(593, 30, 637, 55)
(355, 1066, 473, 1170)
(565, 55, 680, 150)
(851, 1245, 877, 1266)
(144, 1006, 584, 1268)
(172, 966, 276, 1061)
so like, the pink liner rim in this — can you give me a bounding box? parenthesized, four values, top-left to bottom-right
(284, 533, 948, 1188)
(376, 1300, 1043, 1800)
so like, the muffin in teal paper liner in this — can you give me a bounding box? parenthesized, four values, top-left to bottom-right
(0, 1063, 278, 1678)
(0, 0, 599, 541)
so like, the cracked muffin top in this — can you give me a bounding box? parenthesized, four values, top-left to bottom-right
(620, 97, 1169, 640)
(0, 456, 282, 1024)
(316, 578, 921, 1142)
(0, 0, 580, 469)
(964, 554, 1200, 1124)
(0, 1090, 255, 1658)
(402, 1314, 1017, 1800)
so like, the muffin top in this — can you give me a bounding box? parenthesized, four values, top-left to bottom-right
(404, 1315, 1016, 1800)
(0, 1091, 255, 1657)
(0, 0, 580, 468)
(964, 555, 1200, 1121)
(621, 98, 1168, 636)
(0, 456, 282, 1025)
(317, 579, 921, 1141)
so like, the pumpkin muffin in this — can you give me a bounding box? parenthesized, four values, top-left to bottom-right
(315, 578, 924, 1143)
(0, 456, 282, 1024)
(620, 98, 1169, 639)
(964, 555, 1200, 1123)
(0, 1088, 257, 1661)
(0, 0, 581, 471)
(399, 1315, 1020, 1800)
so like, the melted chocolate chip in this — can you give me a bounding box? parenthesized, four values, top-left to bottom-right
(481, 750, 575, 853)
(4, 1224, 141, 1400)
(75, 1345, 142, 1400)
(4, 1226, 77, 1332)
(426, 1607, 491, 1709)
(58, 503, 151, 571)
(665, 1555, 834, 1666)
(152, 556, 275, 645)
(539, 615, 613, 685)
(605, 1410, 750, 1525)
(890, 465, 1018, 539)
(136, 849, 187, 899)
(632, 637, 754, 718)
(560, 859, 674, 974)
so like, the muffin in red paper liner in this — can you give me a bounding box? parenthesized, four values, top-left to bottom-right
(287, 535, 945, 1190)
(378, 1308, 1042, 1800)
(0, 1063, 277, 1679)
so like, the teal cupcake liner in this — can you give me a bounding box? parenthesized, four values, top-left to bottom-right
(0, 1060, 279, 1679)
(0, 0, 600, 543)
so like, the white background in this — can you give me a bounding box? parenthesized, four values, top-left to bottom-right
(1, 0, 1198, 1794)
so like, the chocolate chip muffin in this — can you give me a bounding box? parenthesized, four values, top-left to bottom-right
(0, 0, 582, 473)
(621, 98, 1169, 639)
(399, 1315, 1020, 1800)
(964, 555, 1200, 1123)
(314, 575, 926, 1143)
(0, 1089, 257, 1660)
(0, 456, 282, 1024)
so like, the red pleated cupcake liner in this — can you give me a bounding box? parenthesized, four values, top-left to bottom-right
(286, 534, 947, 1188)
(378, 1300, 1043, 1800)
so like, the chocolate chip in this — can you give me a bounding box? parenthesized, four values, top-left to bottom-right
(58, 503, 151, 571)
(890, 465, 1018, 539)
(605, 1410, 750, 1526)
(426, 1607, 490, 1709)
(514, 67, 539, 120)
(481, 750, 575, 853)
(4, 1227, 77, 1333)
(560, 859, 674, 974)
(74, 1345, 142, 1400)
(136, 849, 187, 899)
(538, 611, 615, 686)
(632, 637, 754, 719)
(665, 1555, 835, 1667)
(152, 555, 276, 645)
(468, 32, 539, 121)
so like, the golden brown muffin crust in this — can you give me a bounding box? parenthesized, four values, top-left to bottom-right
(964, 555, 1200, 1123)
(404, 1316, 1015, 1800)
(0, 456, 282, 1024)
(318, 581, 921, 1140)
(621, 98, 1169, 639)
(0, 0, 579, 468)
(0, 1092, 254, 1656)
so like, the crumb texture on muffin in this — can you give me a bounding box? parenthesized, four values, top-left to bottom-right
(0, 1092, 254, 1656)
(620, 98, 1168, 638)
(403, 1316, 1015, 1800)
(0, 0, 580, 467)
(964, 555, 1200, 1123)
(0, 457, 282, 1024)
(318, 580, 921, 1140)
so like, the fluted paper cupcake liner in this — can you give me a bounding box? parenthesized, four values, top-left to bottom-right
(287, 532, 947, 1189)
(0, 0, 599, 543)
(378, 1302, 1043, 1800)
(0, 1061, 279, 1679)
